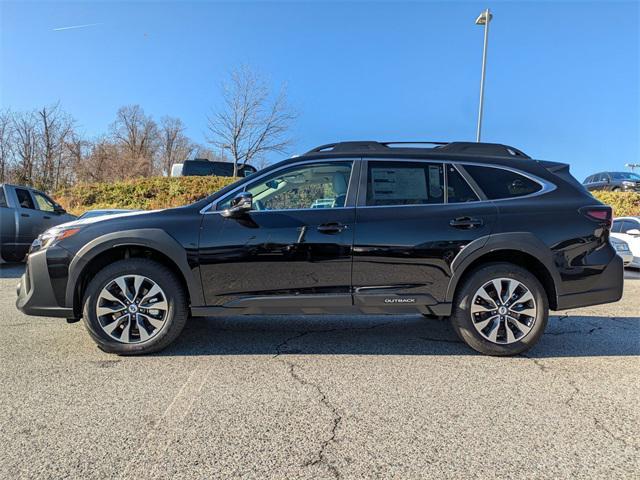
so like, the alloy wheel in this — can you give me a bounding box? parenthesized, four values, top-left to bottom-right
(470, 277, 537, 344)
(96, 275, 169, 344)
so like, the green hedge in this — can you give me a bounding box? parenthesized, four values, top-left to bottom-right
(55, 176, 640, 218)
(591, 191, 640, 217)
(55, 176, 237, 216)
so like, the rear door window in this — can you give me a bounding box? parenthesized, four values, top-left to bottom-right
(15, 188, 36, 209)
(366, 161, 444, 206)
(463, 165, 542, 199)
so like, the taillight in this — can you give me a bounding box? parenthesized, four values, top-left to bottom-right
(580, 206, 613, 228)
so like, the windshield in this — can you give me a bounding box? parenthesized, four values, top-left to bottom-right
(610, 172, 640, 180)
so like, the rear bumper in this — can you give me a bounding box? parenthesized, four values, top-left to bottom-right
(16, 249, 73, 318)
(555, 255, 624, 310)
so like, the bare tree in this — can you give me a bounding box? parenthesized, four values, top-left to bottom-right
(0, 110, 14, 183)
(76, 137, 120, 183)
(207, 65, 297, 176)
(11, 111, 39, 186)
(110, 105, 159, 177)
(192, 145, 227, 162)
(64, 132, 90, 186)
(36, 103, 75, 190)
(158, 116, 196, 175)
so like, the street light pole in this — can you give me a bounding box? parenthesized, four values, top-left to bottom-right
(475, 9, 492, 142)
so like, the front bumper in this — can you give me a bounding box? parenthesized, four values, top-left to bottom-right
(556, 255, 624, 310)
(16, 249, 74, 318)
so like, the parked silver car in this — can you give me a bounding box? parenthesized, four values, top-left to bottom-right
(611, 217, 640, 268)
(610, 236, 634, 267)
(0, 184, 75, 262)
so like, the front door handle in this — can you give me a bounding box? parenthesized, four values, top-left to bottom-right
(317, 223, 347, 234)
(21, 213, 30, 218)
(43, 215, 51, 220)
(449, 216, 483, 229)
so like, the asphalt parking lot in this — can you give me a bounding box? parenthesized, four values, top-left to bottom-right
(0, 264, 638, 479)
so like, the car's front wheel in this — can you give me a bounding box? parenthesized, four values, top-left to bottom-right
(450, 262, 548, 356)
(82, 259, 188, 355)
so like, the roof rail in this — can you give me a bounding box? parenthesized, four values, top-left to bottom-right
(305, 141, 530, 158)
(306, 141, 387, 153)
(436, 142, 530, 158)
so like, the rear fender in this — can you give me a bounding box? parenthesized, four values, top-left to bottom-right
(446, 232, 561, 304)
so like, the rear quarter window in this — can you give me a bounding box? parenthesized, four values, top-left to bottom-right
(0, 188, 7, 207)
(463, 165, 542, 199)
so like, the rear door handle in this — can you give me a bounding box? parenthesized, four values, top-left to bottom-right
(449, 216, 483, 229)
(43, 215, 51, 220)
(21, 213, 30, 218)
(317, 223, 347, 234)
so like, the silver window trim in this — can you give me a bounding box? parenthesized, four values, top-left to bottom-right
(361, 158, 556, 207)
(199, 158, 356, 215)
(200, 157, 557, 214)
(450, 163, 483, 202)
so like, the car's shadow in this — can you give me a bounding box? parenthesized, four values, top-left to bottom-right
(159, 313, 640, 358)
(0, 263, 24, 279)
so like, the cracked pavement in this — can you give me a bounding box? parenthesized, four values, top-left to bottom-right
(1, 264, 638, 479)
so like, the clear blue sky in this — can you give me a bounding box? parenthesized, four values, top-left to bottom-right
(1, 1, 638, 181)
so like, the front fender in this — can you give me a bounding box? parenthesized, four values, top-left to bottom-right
(65, 228, 204, 309)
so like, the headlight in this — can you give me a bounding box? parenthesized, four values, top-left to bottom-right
(622, 181, 635, 186)
(37, 226, 82, 249)
(613, 242, 629, 252)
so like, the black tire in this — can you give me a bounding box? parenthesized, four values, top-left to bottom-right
(82, 258, 188, 355)
(611, 187, 620, 192)
(450, 262, 548, 356)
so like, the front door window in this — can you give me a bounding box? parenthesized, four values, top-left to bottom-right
(218, 162, 352, 211)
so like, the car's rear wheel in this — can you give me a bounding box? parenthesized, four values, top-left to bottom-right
(450, 262, 548, 356)
(82, 259, 188, 355)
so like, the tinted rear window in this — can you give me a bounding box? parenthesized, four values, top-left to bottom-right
(183, 161, 251, 177)
(464, 165, 542, 199)
(182, 161, 216, 176)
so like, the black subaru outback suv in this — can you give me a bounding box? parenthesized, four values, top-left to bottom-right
(17, 141, 623, 356)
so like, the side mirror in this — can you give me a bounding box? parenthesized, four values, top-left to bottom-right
(222, 192, 252, 218)
(54, 205, 66, 215)
(626, 228, 640, 236)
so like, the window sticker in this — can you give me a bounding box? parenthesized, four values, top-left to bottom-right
(370, 167, 427, 201)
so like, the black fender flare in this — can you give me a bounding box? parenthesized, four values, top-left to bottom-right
(445, 232, 560, 304)
(65, 228, 203, 309)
